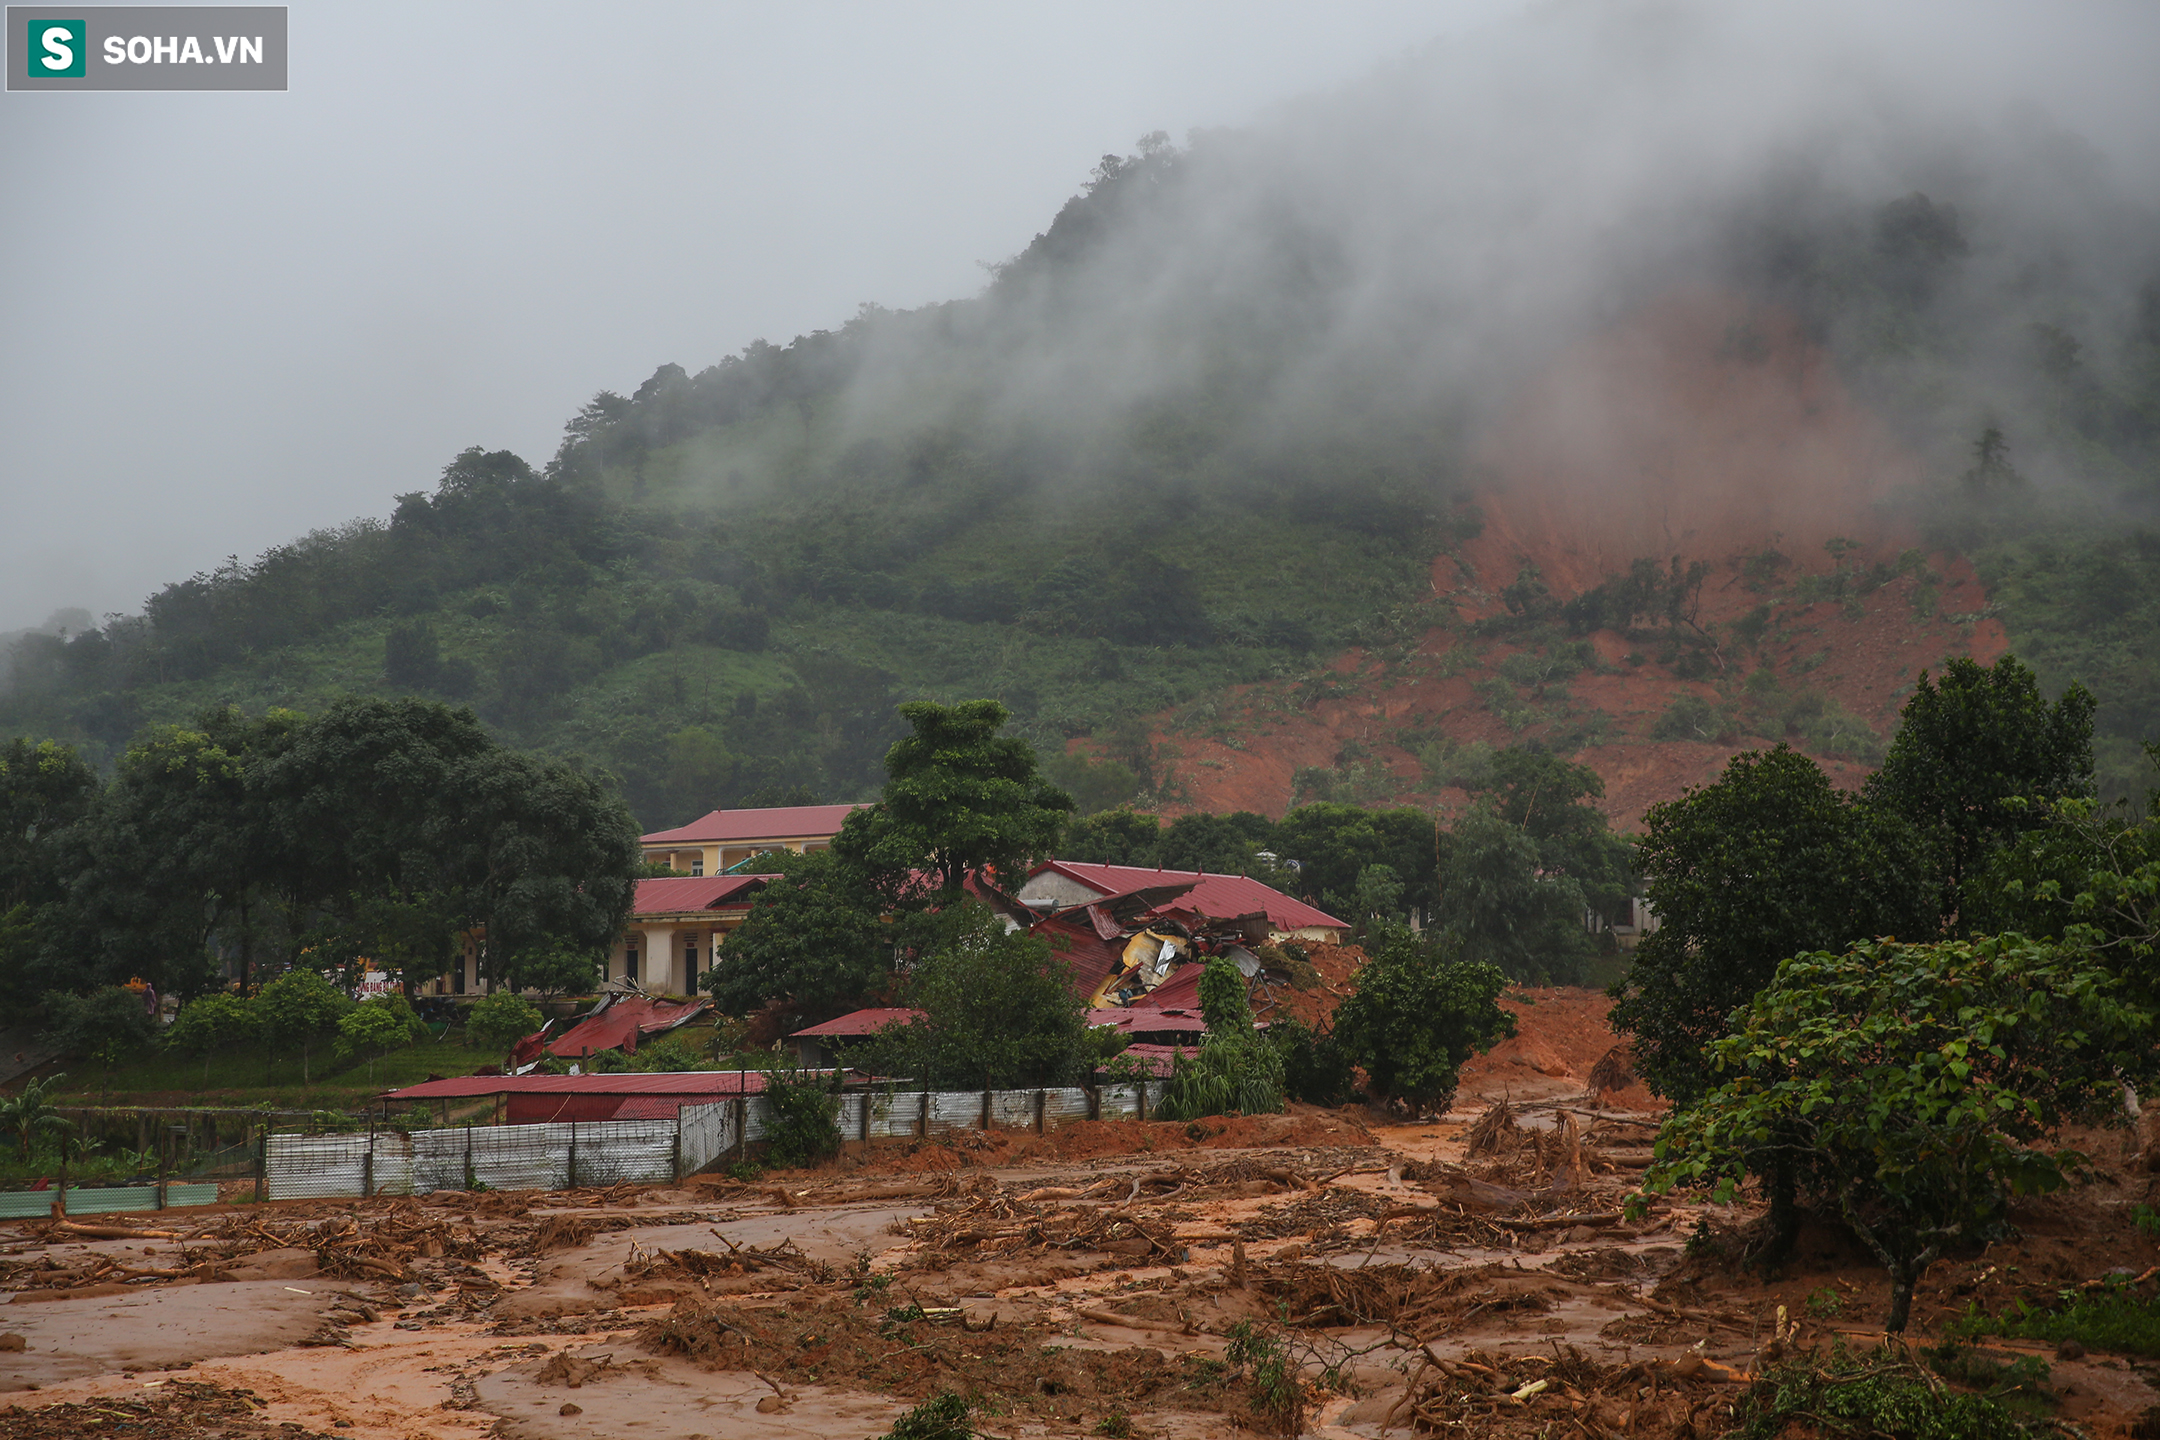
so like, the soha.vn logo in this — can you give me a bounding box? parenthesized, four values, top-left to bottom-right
(27, 18, 86, 77)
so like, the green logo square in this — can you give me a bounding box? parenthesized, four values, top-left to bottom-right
(27, 18, 87, 77)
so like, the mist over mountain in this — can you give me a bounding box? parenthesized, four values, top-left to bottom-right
(6, 2, 2158, 823)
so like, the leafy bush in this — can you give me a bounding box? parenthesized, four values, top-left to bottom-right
(1225, 1319, 1303, 1436)
(1731, 1344, 2043, 1440)
(42, 986, 159, 1099)
(165, 992, 258, 1083)
(253, 970, 355, 1083)
(1267, 1016, 1354, 1107)
(336, 993, 428, 1081)
(464, 989, 543, 1056)
(1156, 956, 1283, 1121)
(1331, 925, 1513, 1109)
(759, 1062, 841, 1169)
(878, 1392, 975, 1440)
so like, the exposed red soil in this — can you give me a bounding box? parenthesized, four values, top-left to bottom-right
(1459, 986, 1663, 1113)
(1120, 287, 2010, 827)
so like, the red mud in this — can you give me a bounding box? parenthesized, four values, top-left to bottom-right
(1124, 288, 2009, 827)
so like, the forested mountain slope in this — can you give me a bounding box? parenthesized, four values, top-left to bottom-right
(5, 36, 2158, 827)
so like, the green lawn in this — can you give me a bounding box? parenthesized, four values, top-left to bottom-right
(55, 1035, 508, 1112)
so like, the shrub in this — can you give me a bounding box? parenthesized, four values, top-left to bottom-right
(253, 970, 354, 1083)
(464, 989, 543, 1057)
(164, 991, 259, 1084)
(336, 993, 428, 1081)
(1156, 956, 1283, 1121)
(1266, 1016, 1354, 1107)
(1732, 1343, 2042, 1440)
(42, 985, 159, 1097)
(1331, 925, 1513, 1109)
(759, 1062, 841, 1169)
(1950, 1282, 2160, 1358)
(878, 1393, 974, 1440)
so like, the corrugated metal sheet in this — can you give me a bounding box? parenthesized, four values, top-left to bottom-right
(0, 1184, 218, 1218)
(1044, 1088, 1091, 1126)
(641, 804, 866, 846)
(679, 1100, 739, 1173)
(989, 1090, 1036, 1129)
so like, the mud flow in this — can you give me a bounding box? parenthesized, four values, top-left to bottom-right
(5, 986, 2159, 1438)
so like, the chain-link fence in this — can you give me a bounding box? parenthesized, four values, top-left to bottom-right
(248, 1080, 1169, 1202)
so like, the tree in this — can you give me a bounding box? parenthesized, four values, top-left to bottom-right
(0, 1071, 75, 1162)
(41, 986, 159, 1103)
(1332, 924, 1514, 1110)
(838, 699, 1073, 895)
(438, 745, 642, 986)
(1275, 804, 1443, 922)
(0, 737, 98, 911)
(707, 849, 898, 1022)
(1644, 936, 2154, 1332)
(336, 994, 427, 1082)
(506, 941, 601, 999)
(1157, 954, 1284, 1120)
(1436, 805, 1596, 984)
(758, 1061, 842, 1169)
(254, 969, 353, 1083)
(1609, 744, 1937, 1106)
(1866, 654, 2095, 934)
(856, 902, 1094, 1088)
(465, 988, 543, 1059)
(164, 992, 258, 1085)
(1470, 747, 1636, 926)
(1057, 808, 1164, 866)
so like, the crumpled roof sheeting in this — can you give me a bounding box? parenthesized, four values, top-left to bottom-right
(544, 993, 710, 1058)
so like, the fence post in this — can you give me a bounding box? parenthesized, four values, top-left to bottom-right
(980, 1081, 991, 1132)
(464, 1125, 476, 1191)
(859, 1088, 871, 1147)
(734, 1093, 748, 1164)
(1137, 1081, 1148, 1124)
(918, 1079, 929, 1139)
(1087, 1082, 1100, 1122)
(671, 1115, 683, 1184)
(254, 1125, 268, 1204)
(568, 1122, 579, 1190)
(1035, 1088, 1046, 1135)
(362, 1125, 375, 1199)
(155, 1126, 169, 1210)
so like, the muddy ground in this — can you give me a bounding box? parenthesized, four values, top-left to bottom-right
(4, 989, 2159, 1439)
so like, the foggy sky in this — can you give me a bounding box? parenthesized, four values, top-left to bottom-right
(0, 1, 1486, 632)
(5, 1, 2158, 636)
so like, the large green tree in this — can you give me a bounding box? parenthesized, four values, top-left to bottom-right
(0, 737, 100, 1005)
(1645, 935, 2155, 1332)
(706, 848, 901, 1023)
(837, 699, 1072, 895)
(856, 902, 1096, 1088)
(1437, 804, 1598, 984)
(1332, 923, 1514, 1109)
(1865, 654, 2095, 934)
(1608, 744, 1937, 1105)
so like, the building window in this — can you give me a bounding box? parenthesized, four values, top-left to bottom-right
(684, 937, 699, 988)
(624, 946, 640, 984)
(690, 857, 704, 877)
(451, 957, 466, 995)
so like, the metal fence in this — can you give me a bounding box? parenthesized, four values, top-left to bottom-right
(263, 1080, 1169, 1200)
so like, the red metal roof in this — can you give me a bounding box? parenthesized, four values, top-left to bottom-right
(641, 804, 867, 846)
(632, 874, 775, 915)
(1131, 960, 1206, 1011)
(1089, 1006, 1208, 1034)
(1112, 1043, 1199, 1078)
(790, 1007, 923, 1038)
(1034, 914, 1130, 1001)
(545, 994, 709, 1058)
(1029, 862, 1345, 933)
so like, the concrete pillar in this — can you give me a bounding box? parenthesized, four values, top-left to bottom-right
(641, 925, 675, 992)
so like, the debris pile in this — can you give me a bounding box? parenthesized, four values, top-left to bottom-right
(1386, 1343, 1737, 1436)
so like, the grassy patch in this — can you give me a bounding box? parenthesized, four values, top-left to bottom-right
(56, 1034, 505, 1112)
(1948, 1282, 2160, 1358)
